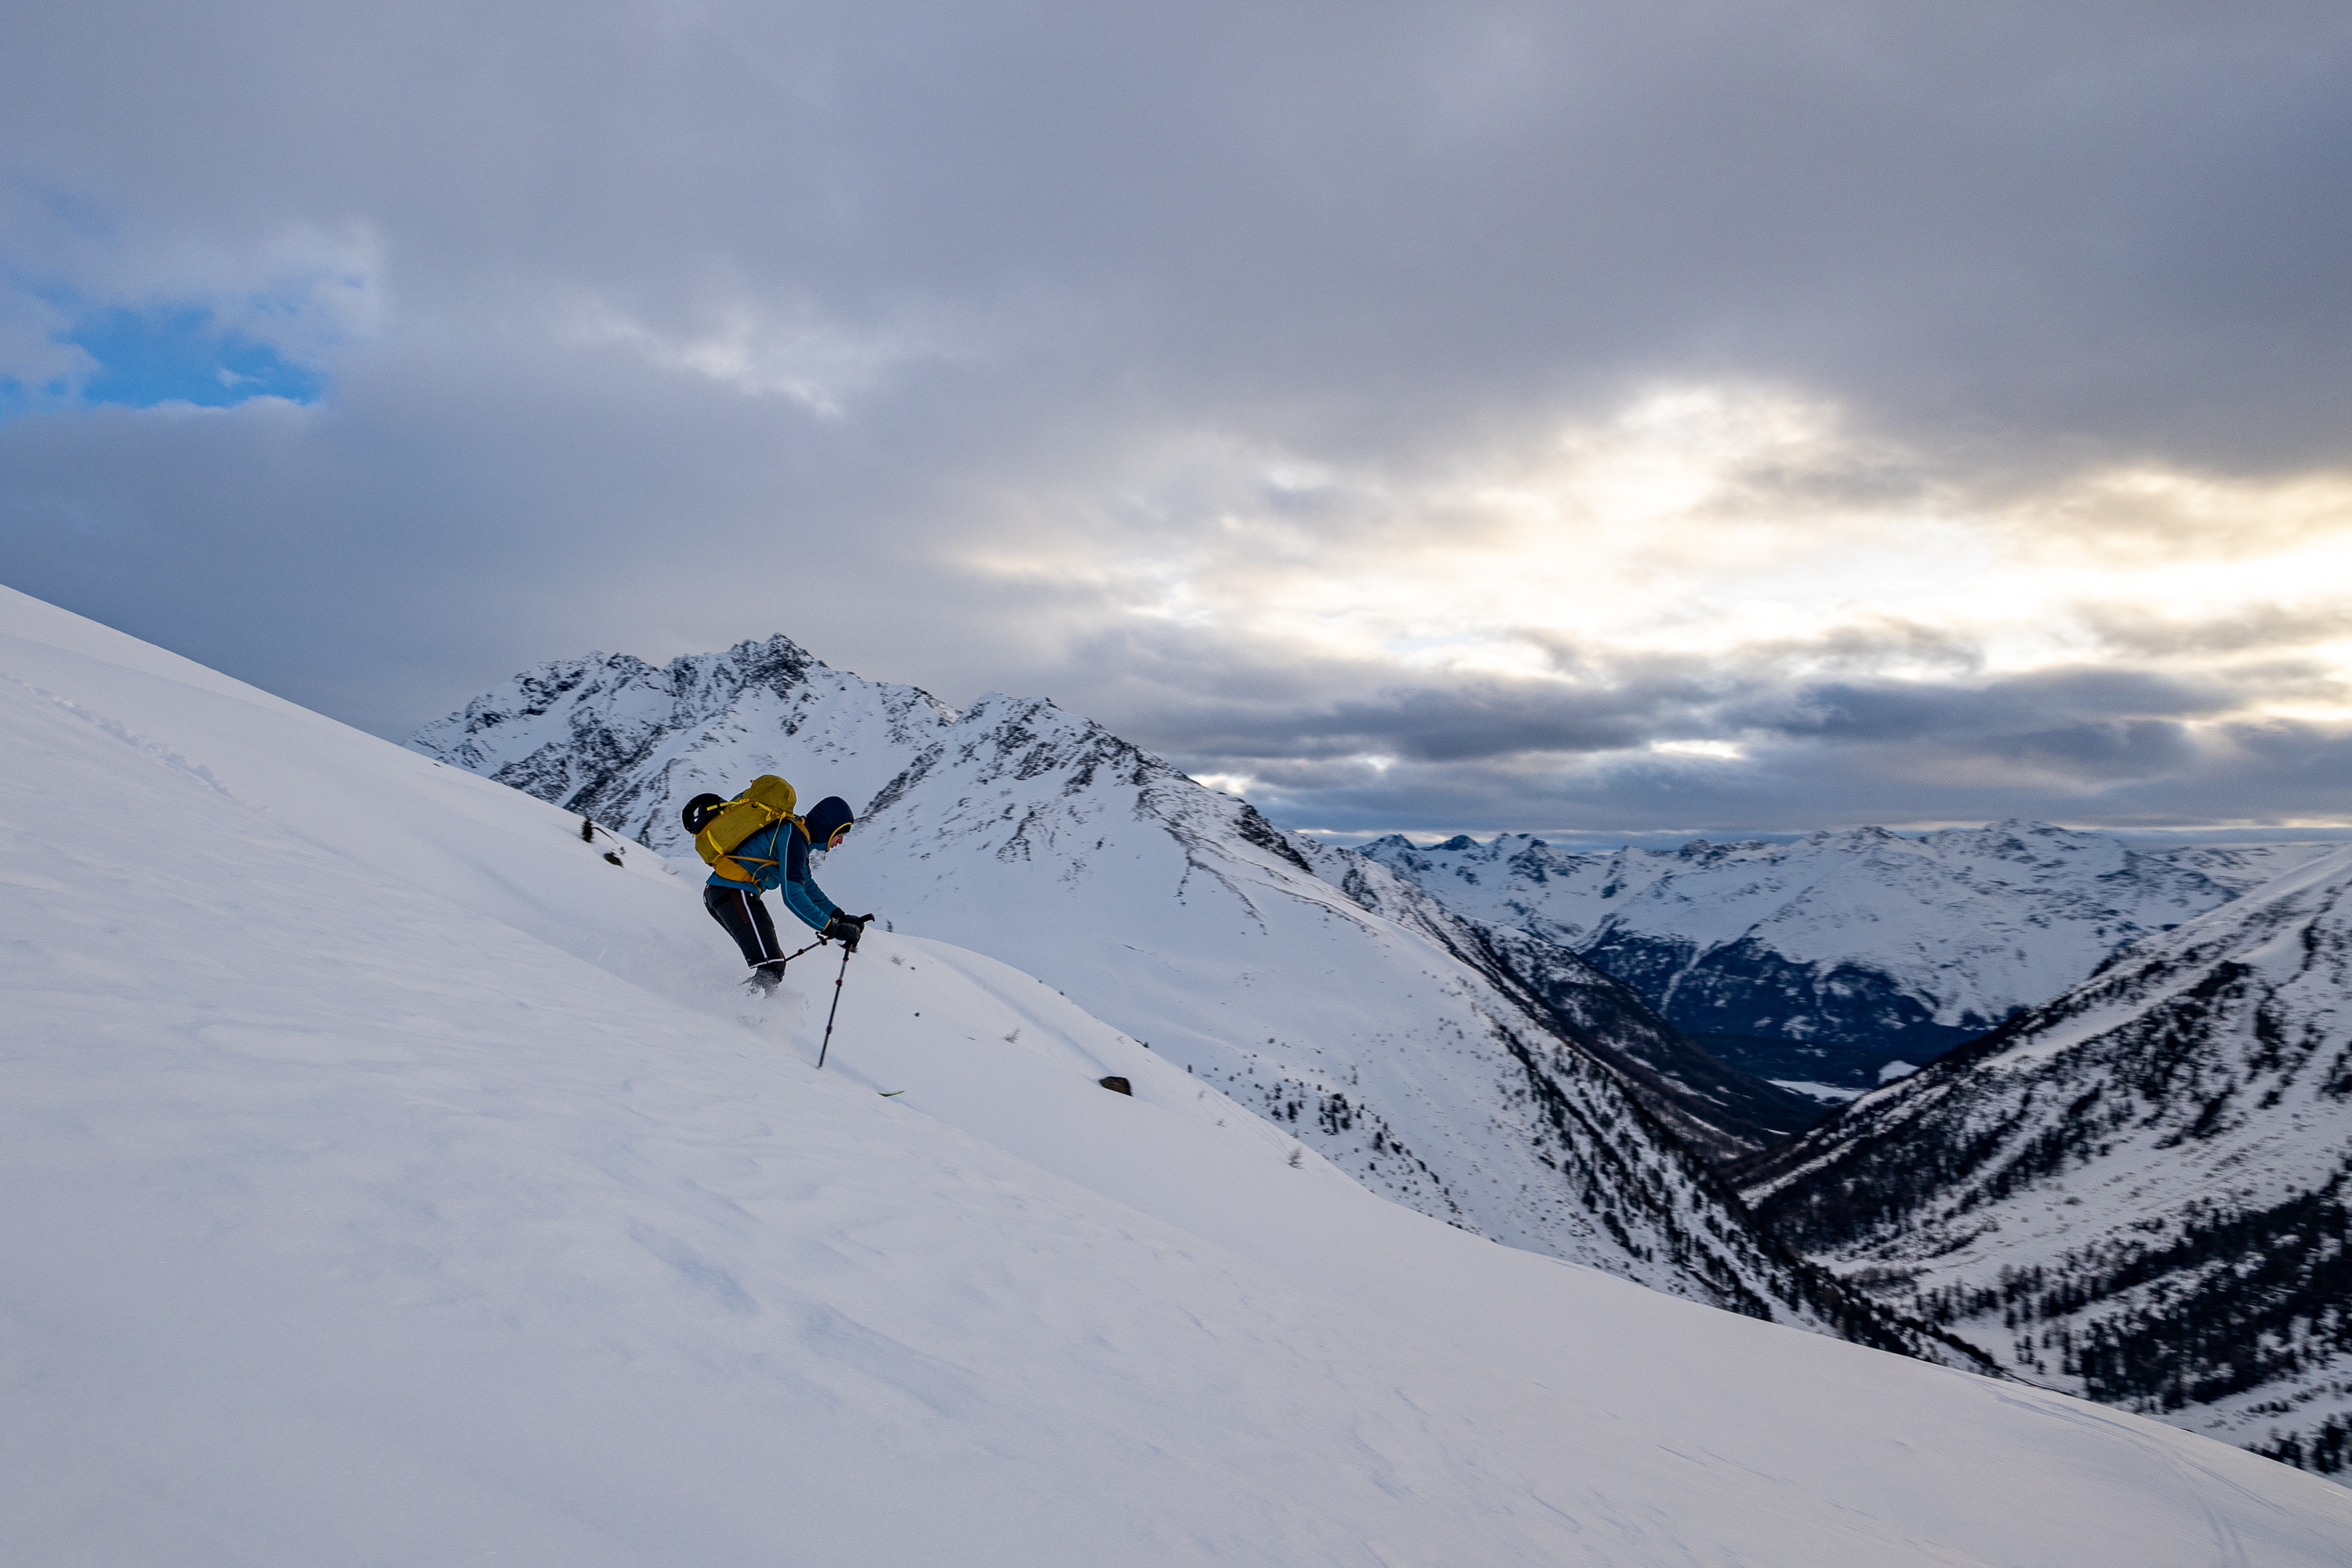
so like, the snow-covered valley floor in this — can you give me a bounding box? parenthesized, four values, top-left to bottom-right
(4, 584, 2348, 1566)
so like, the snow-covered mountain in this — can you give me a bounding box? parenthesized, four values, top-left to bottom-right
(1734, 846, 2352, 1484)
(13, 585, 2352, 1560)
(412, 638, 1840, 1312)
(411, 635, 952, 837)
(1363, 826, 2336, 1097)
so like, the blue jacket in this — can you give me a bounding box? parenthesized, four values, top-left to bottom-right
(707, 818, 842, 931)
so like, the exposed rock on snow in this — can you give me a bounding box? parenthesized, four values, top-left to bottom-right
(1363, 825, 2336, 1087)
(1736, 845, 2352, 1483)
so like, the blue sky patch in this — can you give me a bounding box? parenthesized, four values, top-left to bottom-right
(0, 271, 335, 419)
(67, 301, 326, 409)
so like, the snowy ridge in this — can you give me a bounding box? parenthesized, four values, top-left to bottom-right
(408, 634, 955, 831)
(1735, 845, 2352, 1481)
(1363, 824, 2336, 1087)
(416, 655, 1846, 1312)
(11, 583, 2352, 1561)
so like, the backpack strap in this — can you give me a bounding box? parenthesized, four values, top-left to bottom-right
(713, 814, 801, 885)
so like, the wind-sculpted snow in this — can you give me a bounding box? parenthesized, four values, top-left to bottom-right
(12, 583, 2352, 1560)
(1737, 845, 2352, 1483)
(1363, 824, 2336, 1091)
(419, 649, 1853, 1312)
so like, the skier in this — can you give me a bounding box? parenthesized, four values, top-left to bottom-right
(702, 791, 874, 994)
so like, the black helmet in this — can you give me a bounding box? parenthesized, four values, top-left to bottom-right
(804, 795, 855, 849)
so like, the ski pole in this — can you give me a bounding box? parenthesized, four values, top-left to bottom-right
(816, 942, 854, 1069)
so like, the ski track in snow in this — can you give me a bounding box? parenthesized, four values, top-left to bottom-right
(5, 584, 2350, 1563)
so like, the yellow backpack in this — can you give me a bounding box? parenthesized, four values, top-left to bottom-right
(683, 775, 800, 884)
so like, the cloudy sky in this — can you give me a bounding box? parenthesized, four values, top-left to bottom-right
(4, 0, 2350, 840)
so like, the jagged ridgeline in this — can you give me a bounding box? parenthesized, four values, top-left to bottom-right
(1364, 826, 2332, 1097)
(1736, 846, 2352, 1479)
(411, 636, 1933, 1351)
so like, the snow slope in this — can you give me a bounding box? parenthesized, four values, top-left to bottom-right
(1737, 847, 2352, 1483)
(9, 586, 2352, 1562)
(414, 641, 1830, 1303)
(1363, 825, 2336, 1090)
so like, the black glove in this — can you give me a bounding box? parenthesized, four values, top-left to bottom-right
(822, 912, 873, 949)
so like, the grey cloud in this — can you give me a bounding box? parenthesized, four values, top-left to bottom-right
(1508, 621, 1985, 691)
(1149, 683, 1699, 765)
(7, 0, 2350, 459)
(2000, 720, 2199, 780)
(1231, 716, 2352, 839)
(4, 0, 2350, 837)
(2078, 601, 2352, 659)
(1744, 668, 2243, 746)
(1131, 653, 2341, 833)
(1981, 717, 2352, 827)
(1112, 644, 2249, 782)
(1035, 618, 1749, 766)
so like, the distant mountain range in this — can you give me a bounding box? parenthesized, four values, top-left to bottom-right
(1361, 827, 2332, 1098)
(1736, 845, 2352, 1480)
(411, 637, 1907, 1339)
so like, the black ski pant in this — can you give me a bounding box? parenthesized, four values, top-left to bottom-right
(705, 883, 788, 969)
